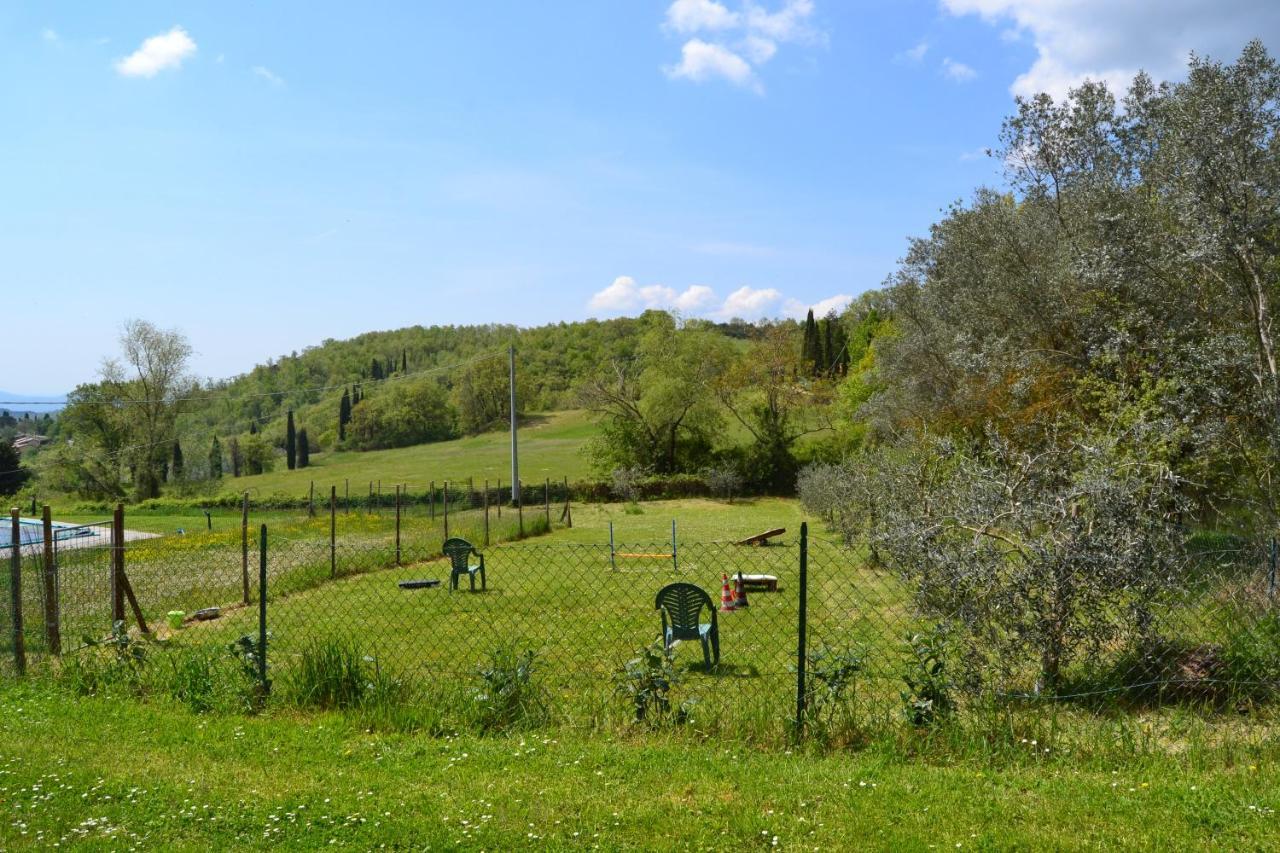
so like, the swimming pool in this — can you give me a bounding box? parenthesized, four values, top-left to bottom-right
(0, 519, 97, 548)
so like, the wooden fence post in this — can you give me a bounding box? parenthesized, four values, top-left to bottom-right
(41, 505, 59, 655)
(345, 478, 350, 515)
(330, 486, 337, 579)
(430, 480, 435, 521)
(497, 478, 502, 519)
(309, 481, 315, 518)
(564, 476, 572, 528)
(241, 493, 250, 605)
(9, 509, 25, 675)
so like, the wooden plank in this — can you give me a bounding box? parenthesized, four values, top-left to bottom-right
(735, 527, 786, 546)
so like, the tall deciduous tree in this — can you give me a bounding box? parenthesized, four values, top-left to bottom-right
(580, 313, 732, 475)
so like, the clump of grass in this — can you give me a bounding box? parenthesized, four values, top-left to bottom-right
(157, 645, 261, 714)
(288, 637, 375, 710)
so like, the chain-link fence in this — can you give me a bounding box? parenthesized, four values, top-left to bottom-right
(6, 510, 1280, 740)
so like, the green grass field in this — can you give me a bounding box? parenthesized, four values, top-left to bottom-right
(5, 497, 1280, 849)
(226, 409, 598, 497)
(1, 680, 1278, 850)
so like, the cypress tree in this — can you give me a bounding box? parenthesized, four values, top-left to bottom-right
(298, 428, 310, 468)
(229, 436, 242, 477)
(286, 410, 297, 470)
(371, 359, 384, 381)
(209, 436, 223, 479)
(802, 309, 818, 374)
(249, 422, 258, 435)
(401, 348, 408, 373)
(339, 389, 351, 442)
(171, 439, 185, 481)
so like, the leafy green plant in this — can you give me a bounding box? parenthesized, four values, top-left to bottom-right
(802, 643, 866, 735)
(901, 627, 955, 727)
(615, 641, 689, 725)
(473, 643, 547, 732)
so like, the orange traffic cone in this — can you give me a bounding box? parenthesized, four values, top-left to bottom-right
(719, 573, 737, 612)
(734, 572, 750, 608)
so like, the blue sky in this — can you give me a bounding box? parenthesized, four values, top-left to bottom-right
(4, 1, 1276, 393)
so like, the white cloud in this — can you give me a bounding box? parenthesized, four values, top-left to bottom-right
(666, 0, 740, 33)
(588, 277, 720, 315)
(896, 41, 929, 63)
(942, 57, 977, 82)
(252, 65, 284, 87)
(41, 28, 58, 43)
(665, 39, 760, 92)
(744, 0, 819, 43)
(783, 294, 853, 319)
(720, 285, 782, 318)
(940, 0, 1280, 100)
(662, 0, 824, 92)
(675, 285, 718, 312)
(115, 26, 197, 78)
(589, 278, 856, 322)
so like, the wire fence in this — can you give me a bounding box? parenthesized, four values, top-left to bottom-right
(5, 510, 1280, 740)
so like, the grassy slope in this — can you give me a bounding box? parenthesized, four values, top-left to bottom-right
(229, 409, 597, 496)
(1, 682, 1277, 850)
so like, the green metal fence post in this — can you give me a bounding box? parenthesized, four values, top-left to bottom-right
(9, 509, 25, 675)
(795, 521, 809, 738)
(258, 523, 269, 694)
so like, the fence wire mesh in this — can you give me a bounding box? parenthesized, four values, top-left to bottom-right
(5, 510, 1280, 740)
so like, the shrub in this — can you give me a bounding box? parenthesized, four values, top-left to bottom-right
(473, 643, 547, 732)
(901, 627, 955, 727)
(802, 643, 866, 738)
(615, 641, 689, 725)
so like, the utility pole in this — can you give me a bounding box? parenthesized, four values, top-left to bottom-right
(509, 344, 521, 507)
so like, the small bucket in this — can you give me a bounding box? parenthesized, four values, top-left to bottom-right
(167, 610, 185, 630)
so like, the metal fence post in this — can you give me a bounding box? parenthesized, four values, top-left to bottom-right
(443, 481, 450, 540)
(395, 485, 402, 566)
(9, 509, 25, 675)
(41, 505, 59, 655)
(330, 486, 337, 579)
(345, 478, 350, 515)
(258, 523, 269, 693)
(483, 480, 490, 546)
(430, 480, 435, 521)
(111, 504, 125, 623)
(544, 478, 551, 529)
(241, 492, 250, 605)
(517, 481, 524, 537)
(497, 478, 502, 519)
(795, 521, 809, 738)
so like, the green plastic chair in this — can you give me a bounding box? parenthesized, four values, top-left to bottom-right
(655, 582, 719, 670)
(443, 537, 486, 592)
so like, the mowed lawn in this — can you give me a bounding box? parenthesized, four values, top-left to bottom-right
(1, 682, 1278, 850)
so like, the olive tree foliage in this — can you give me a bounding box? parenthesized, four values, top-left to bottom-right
(865, 43, 1280, 530)
(580, 313, 733, 475)
(802, 424, 1188, 695)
